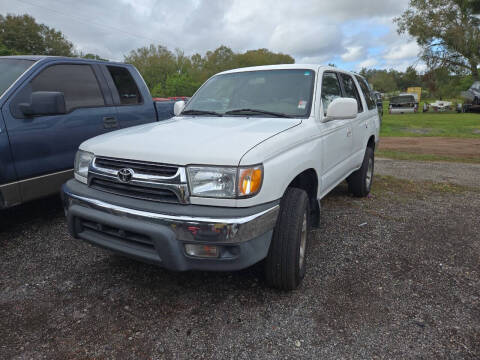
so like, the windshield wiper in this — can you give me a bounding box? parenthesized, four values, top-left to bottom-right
(181, 109, 223, 117)
(224, 108, 293, 118)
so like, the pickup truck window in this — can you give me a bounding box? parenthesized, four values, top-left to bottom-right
(321, 72, 342, 114)
(355, 75, 376, 110)
(340, 73, 363, 113)
(0, 59, 34, 97)
(107, 66, 142, 105)
(31, 64, 105, 112)
(183, 69, 315, 118)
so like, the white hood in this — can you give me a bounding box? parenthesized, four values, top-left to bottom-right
(80, 116, 301, 166)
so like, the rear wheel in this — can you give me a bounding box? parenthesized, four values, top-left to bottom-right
(348, 147, 374, 197)
(265, 187, 310, 291)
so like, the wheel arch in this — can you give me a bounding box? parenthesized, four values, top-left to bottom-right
(285, 168, 320, 228)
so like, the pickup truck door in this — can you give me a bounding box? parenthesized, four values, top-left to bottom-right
(101, 64, 157, 128)
(2, 62, 117, 202)
(318, 71, 354, 193)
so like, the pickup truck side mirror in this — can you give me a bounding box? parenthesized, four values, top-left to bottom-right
(173, 100, 186, 116)
(324, 98, 357, 121)
(19, 91, 66, 116)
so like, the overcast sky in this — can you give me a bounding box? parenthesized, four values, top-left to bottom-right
(1, 0, 424, 71)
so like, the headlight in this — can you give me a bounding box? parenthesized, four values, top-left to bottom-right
(74, 150, 94, 184)
(187, 166, 237, 198)
(187, 165, 263, 198)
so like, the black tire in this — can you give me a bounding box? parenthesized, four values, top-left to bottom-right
(348, 147, 374, 197)
(265, 187, 310, 291)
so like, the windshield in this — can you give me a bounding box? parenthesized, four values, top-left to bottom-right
(0, 59, 35, 97)
(184, 69, 315, 118)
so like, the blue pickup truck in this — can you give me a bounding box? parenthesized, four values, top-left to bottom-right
(0, 56, 174, 208)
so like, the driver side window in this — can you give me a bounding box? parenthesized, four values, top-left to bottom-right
(321, 72, 342, 115)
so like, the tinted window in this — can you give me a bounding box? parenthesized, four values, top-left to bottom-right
(184, 69, 315, 117)
(355, 75, 376, 110)
(107, 66, 142, 105)
(0, 59, 34, 97)
(31, 64, 104, 112)
(321, 72, 342, 114)
(340, 73, 363, 112)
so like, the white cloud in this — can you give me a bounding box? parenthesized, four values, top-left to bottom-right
(357, 58, 379, 69)
(341, 46, 365, 62)
(384, 41, 420, 61)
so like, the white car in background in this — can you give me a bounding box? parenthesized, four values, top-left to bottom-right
(62, 64, 380, 290)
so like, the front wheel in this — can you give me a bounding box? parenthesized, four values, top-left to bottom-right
(348, 147, 374, 197)
(265, 187, 310, 291)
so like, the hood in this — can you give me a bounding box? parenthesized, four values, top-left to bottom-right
(81, 116, 301, 166)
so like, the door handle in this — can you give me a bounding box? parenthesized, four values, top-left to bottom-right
(103, 116, 118, 129)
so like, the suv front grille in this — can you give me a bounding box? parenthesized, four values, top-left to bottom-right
(88, 157, 189, 204)
(94, 157, 178, 177)
(90, 178, 179, 203)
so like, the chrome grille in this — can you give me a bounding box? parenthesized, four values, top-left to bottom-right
(88, 157, 189, 204)
(94, 157, 178, 177)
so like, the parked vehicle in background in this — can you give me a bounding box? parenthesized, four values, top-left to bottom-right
(429, 100, 452, 112)
(62, 64, 380, 290)
(0, 56, 173, 209)
(389, 94, 417, 114)
(461, 81, 480, 112)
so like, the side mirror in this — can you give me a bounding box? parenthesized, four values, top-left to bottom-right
(173, 100, 186, 116)
(19, 91, 66, 116)
(324, 98, 357, 121)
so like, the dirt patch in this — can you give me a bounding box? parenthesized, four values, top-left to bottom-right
(379, 137, 480, 158)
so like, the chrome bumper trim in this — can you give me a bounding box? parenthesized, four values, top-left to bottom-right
(64, 190, 279, 244)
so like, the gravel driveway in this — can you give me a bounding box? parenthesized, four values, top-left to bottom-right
(376, 157, 480, 188)
(1, 159, 479, 359)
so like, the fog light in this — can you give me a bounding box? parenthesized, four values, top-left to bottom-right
(185, 244, 219, 258)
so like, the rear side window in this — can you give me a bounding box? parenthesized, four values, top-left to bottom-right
(107, 66, 142, 105)
(321, 72, 342, 114)
(355, 75, 376, 110)
(340, 73, 363, 112)
(31, 64, 105, 112)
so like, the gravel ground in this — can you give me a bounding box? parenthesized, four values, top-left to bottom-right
(376, 157, 480, 188)
(1, 161, 479, 359)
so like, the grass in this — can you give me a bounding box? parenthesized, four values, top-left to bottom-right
(380, 101, 480, 138)
(376, 150, 480, 164)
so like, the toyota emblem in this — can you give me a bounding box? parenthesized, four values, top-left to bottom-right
(117, 168, 134, 182)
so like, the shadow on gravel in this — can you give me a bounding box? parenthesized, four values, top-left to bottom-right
(0, 195, 63, 234)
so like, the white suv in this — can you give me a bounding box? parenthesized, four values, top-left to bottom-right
(63, 65, 380, 290)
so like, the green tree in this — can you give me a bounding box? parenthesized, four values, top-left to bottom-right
(236, 48, 294, 68)
(0, 43, 16, 55)
(395, 0, 480, 80)
(0, 14, 73, 56)
(79, 53, 108, 61)
(124, 44, 177, 90)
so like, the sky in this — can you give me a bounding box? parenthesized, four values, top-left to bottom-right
(0, 0, 425, 72)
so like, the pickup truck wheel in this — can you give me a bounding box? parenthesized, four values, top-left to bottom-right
(348, 147, 374, 197)
(265, 187, 310, 290)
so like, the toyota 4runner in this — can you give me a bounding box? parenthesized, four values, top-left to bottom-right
(62, 64, 380, 290)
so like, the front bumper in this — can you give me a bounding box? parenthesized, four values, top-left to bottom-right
(62, 179, 279, 271)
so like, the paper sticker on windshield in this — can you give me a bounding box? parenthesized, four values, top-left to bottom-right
(298, 100, 307, 109)
(304, 71, 310, 76)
